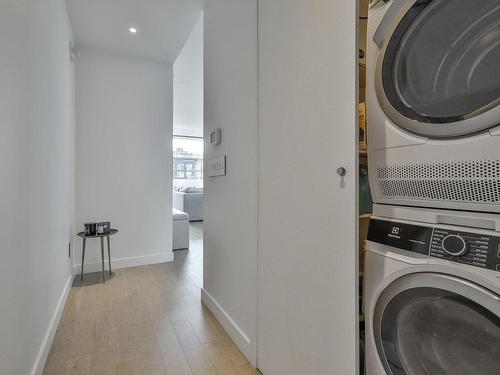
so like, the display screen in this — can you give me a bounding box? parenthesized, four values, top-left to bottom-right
(368, 219, 432, 255)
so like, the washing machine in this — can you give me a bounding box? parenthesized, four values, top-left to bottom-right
(364, 206, 500, 375)
(366, 0, 500, 213)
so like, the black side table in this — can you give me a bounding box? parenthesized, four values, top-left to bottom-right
(77, 229, 118, 283)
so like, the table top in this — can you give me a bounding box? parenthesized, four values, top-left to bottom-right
(77, 229, 119, 238)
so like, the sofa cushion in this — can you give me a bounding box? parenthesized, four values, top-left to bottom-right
(173, 208, 189, 221)
(180, 187, 203, 194)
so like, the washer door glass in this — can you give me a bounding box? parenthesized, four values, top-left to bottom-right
(378, 287, 500, 375)
(382, 0, 500, 131)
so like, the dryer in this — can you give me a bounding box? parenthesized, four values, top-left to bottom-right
(367, 0, 500, 213)
(365, 213, 500, 375)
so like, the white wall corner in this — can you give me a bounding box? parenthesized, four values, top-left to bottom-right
(201, 289, 257, 367)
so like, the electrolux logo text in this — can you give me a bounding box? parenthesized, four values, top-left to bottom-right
(388, 226, 401, 239)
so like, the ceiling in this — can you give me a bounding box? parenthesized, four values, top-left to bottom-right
(66, 0, 205, 64)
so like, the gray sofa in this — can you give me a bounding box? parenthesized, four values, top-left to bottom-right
(173, 188, 203, 221)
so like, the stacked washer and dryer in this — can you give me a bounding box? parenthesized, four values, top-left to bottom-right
(365, 1, 500, 374)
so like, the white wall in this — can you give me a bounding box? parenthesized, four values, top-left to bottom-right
(0, 1, 75, 374)
(75, 48, 174, 271)
(174, 15, 204, 138)
(202, 0, 259, 366)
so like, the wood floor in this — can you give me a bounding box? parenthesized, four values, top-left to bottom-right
(43, 222, 260, 375)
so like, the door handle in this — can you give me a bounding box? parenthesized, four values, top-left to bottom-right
(337, 166, 347, 177)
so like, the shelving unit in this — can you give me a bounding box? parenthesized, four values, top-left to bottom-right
(359, 2, 370, 373)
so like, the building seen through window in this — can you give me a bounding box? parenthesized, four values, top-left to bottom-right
(173, 136, 203, 190)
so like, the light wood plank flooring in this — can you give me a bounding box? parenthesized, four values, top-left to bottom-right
(43, 222, 260, 375)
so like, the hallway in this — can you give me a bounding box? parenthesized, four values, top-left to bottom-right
(43, 223, 259, 375)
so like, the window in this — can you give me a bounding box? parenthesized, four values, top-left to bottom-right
(173, 136, 203, 190)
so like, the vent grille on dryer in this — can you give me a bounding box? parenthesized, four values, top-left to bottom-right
(376, 160, 500, 204)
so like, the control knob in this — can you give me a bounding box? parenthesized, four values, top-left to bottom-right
(442, 234, 469, 257)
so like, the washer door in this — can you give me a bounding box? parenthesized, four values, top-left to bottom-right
(376, 0, 500, 138)
(373, 273, 500, 375)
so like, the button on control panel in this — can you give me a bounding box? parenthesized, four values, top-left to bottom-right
(431, 228, 500, 271)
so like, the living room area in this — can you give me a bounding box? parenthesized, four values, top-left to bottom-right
(171, 13, 204, 278)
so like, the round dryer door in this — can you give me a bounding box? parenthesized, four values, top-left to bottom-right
(373, 273, 500, 375)
(376, 0, 500, 138)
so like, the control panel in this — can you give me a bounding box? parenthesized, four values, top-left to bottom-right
(430, 228, 500, 271)
(368, 219, 500, 272)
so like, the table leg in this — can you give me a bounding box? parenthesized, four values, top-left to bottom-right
(100, 237, 105, 283)
(107, 235, 112, 275)
(81, 237, 86, 281)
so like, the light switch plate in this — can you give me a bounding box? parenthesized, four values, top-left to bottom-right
(208, 155, 226, 177)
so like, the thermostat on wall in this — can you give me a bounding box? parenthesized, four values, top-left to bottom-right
(209, 128, 221, 146)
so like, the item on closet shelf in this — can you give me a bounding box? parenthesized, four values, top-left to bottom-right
(359, 164, 372, 214)
(359, 215, 371, 277)
(359, 103, 366, 151)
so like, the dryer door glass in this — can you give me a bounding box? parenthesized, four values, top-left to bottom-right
(382, 0, 500, 130)
(377, 287, 500, 375)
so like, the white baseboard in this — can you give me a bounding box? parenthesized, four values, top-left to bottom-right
(201, 288, 256, 367)
(74, 252, 174, 274)
(31, 274, 73, 375)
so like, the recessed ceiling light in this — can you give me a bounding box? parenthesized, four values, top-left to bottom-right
(129, 27, 137, 34)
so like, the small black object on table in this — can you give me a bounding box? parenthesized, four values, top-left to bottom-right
(77, 229, 118, 283)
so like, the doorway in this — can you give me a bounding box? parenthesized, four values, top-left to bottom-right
(172, 14, 204, 287)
